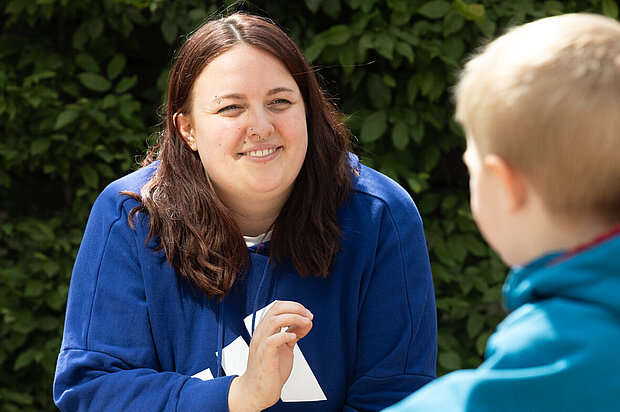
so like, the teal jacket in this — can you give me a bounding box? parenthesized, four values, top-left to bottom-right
(385, 228, 620, 412)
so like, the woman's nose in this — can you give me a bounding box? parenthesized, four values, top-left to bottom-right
(246, 108, 275, 139)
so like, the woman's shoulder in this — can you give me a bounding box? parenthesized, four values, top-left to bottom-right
(342, 155, 421, 229)
(103, 162, 158, 196)
(94, 162, 159, 214)
(350, 158, 416, 210)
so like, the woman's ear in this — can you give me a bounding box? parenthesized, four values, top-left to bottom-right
(174, 113, 198, 151)
(484, 154, 527, 212)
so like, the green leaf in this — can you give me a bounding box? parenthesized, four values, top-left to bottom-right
(395, 41, 414, 64)
(107, 54, 126, 79)
(36, 222, 56, 241)
(374, 32, 395, 59)
(350, 9, 376, 35)
(468, 4, 485, 20)
(476, 331, 491, 355)
(417, 1, 451, 19)
(321, 0, 341, 18)
(14, 348, 42, 371)
(78, 73, 111, 92)
(322, 25, 351, 46)
(24, 280, 44, 297)
(407, 75, 419, 105)
(465, 234, 488, 257)
(305, 0, 321, 13)
(447, 235, 468, 263)
(47, 285, 69, 311)
(95, 146, 114, 163)
(360, 0, 375, 13)
(81, 165, 99, 188)
(383, 74, 396, 88)
(387, 0, 408, 13)
(438, 350, 462, 371)
(423, 144, 440, 171)
(305, 40, 325, 61)
(338, 48, 355, 75)
(476, 18, 496, 38)
(367, 74, 391, 109)
(417, 70, 435, 96)
(31, 138, 51, 155)
(73, 22, 89, 49)
(358, 33, 374, 51)
(360, 110, 387, 142)
(115, 75, 137, 94)
(88, 18, 104, 39)
(96, 162, 115, 178)
(456, 0, 485, 20)
(467, 313, 485, 338)
(391, 120, 409, 150)
(54, 109, 79, 130)
(43, 260, 61, 277)
(407, 176, 421, 193)
(411, 122, 424, 144)
(188, 8, 208, 23)
(602, 0, 619, 19)
(102, 94, 118, 109)
(482, 287, 501, 303)
(443, 11, 465, 35)
(161, 19, 178, 44)
(439, 36, 465, 67)
(75, 53, 100, 72)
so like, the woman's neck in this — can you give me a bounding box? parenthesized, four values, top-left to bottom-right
(218, 190, 290, 237)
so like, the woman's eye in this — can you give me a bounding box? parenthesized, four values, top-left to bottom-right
(270, 99, 292, 107)
(217, 104, 243, 114)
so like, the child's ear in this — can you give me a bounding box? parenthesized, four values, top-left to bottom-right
(484, 154, 527, 212)
(174, 113, 198, 151)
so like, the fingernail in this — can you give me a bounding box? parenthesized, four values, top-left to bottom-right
(306, 309, 314, 320)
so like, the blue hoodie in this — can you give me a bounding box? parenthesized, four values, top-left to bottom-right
(384, 228, 620, 412)
(53, 158, 437, 411)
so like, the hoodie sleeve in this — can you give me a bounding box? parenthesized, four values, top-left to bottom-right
(53, 185, 234, 412)
(344, 191, 438, 411)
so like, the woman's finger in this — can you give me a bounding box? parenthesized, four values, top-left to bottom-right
(251, 300, 313, 339)
(261, 313, 312, 336)
(282, 320, 313, 341)
(265, 300, 313, 319)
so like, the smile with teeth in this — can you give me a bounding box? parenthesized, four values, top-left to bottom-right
(241, 147, 279, 157)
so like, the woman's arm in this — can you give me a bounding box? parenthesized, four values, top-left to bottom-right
(53, 189, 234, 411)
(344, 191, 437, 411)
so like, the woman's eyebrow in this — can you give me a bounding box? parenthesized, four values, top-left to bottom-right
(209, 88, 295, 103)
(211, 93, 246, 103)
(267, 87, 296, 95)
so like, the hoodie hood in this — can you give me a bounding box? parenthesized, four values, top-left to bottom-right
(503, 227, 620, 318)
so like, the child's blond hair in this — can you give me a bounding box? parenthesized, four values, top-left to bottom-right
(455, 13, 620, 222)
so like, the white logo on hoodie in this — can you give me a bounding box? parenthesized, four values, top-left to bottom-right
(192, 301, 327, 402)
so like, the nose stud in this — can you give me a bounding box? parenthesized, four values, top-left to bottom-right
(249, 126, 265, 142)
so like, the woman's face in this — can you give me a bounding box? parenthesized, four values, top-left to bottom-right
(177, 44, 308, 209)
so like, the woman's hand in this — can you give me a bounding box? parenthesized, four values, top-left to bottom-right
(228, 300, 313, 412)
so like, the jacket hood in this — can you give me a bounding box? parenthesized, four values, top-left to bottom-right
(503, 229, 620, 318)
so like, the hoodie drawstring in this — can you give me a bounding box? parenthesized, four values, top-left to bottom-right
(216, 300, 225, 378)
(217, 254, 271, 378)
(251, 259, 271, 336)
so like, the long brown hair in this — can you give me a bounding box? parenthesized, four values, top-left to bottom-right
(125, 12, 353, 299)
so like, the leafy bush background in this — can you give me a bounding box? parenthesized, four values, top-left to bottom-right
(1, 0, 616, 410)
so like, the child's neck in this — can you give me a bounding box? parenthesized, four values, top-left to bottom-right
(529, 212, 616, 262)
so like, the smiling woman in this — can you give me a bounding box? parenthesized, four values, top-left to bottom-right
(53, 12, 437, 412)
(174, 44, 308, 236)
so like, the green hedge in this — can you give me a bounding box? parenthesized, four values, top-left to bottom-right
(1, 0, 616, 410)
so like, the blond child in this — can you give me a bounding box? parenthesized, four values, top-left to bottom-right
(385, 13, 620, 411)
